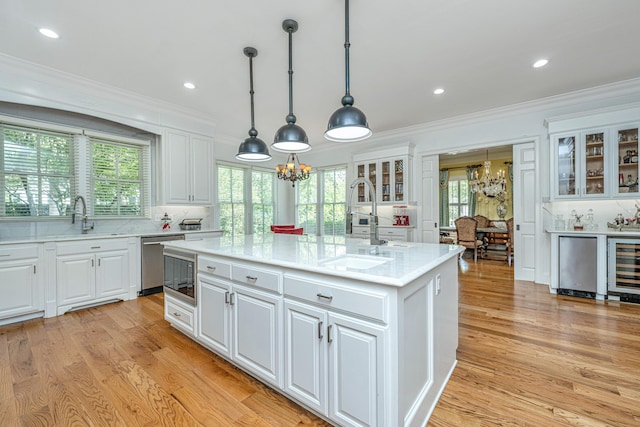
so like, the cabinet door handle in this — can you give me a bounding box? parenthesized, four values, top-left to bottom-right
(91, 259, 94, 267)
(316, 293, 333, 301)
(207, 265, 216, 272)
(245, 275, 257, 281)
(98, 259, 101, 267)
(33, 265, 36, 274)
(318, 321, 324, 340)
(173, 312, 181, 317)
(225, 291, 230, 304)
(230, 292, 235, 305)
(327, 324, 333, 343)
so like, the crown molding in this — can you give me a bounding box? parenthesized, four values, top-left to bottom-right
(0, 53, 216, 136)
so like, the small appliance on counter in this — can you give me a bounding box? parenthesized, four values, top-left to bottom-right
(179, 218, 202, 231)
(393, 205, 410, 226)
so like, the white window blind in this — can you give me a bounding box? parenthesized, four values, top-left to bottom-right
(1, 124, 74, 216)
(88, 136, 150, 217)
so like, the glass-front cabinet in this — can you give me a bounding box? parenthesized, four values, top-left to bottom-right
(614, 126, 640, 196)
(553, 130, 609, 199)
(353, 146, 413, 205)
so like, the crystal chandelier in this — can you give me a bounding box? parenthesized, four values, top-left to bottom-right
(276, 153, 312, 187)
(470, 158, 506, 198)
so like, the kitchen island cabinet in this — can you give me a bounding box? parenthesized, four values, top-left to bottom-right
(163, 234, 463, 427)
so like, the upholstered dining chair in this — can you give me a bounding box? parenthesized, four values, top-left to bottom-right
(473, 214, 490, 241)
(506, 217, 514, 266)
(454, 216, 485, 262)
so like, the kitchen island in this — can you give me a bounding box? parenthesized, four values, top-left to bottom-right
(163, 234, 463, 427)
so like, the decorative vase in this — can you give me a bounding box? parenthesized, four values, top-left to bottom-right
(496, 202, 507, 219)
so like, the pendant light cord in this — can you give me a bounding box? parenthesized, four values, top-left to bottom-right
(248, 52, 257, 136)
(343, 0, 352, 101)
(287, 26, 295, 123)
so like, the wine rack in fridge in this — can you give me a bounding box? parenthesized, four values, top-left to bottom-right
(608, 238, 640, 299)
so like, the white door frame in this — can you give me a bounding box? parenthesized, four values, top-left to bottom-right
(418, 138, 539, 281)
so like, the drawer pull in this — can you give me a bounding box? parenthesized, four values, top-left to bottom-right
(245, 275, 258, 281)
(316, 293, 333, 301)
(0, 254, 10, 257)
(207, 265, 216, 271)
(172, 312, 181, 317)
(91, 246, 101, 249)
(318, 321, 324, 340)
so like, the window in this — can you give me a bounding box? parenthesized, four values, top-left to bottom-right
(218, 165, 246, 236)
(296, 166, 347, 236)
(297, 174, 318, 235)
(448, 177, 469, 226)
(91, 137, 149, 217)
(251, 169, 275, 235)
(217, 163, 275, 236)
(1, 124, 74, 217)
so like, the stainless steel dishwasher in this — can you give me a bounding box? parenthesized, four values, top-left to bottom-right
(140, 234, 185, 295)
(558, 236, 597, 298)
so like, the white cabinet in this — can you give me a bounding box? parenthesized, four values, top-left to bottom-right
(612, 124, 640, 197)
(552, 130, 609, 199)
(352, 225, 413, 242)
(56, 238, 131, 315)
(353, 145, 413, 204)
(161, 129, 213, 205)
(284, 275, 386, 427)
(197, 255, 283, 388)
(0, 244, 43, 324)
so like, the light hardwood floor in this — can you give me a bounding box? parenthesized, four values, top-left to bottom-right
(1, 259, 640, 426)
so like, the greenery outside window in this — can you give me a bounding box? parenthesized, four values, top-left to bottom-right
(251, 169, 275, 235)
(296, 165, 346, 236)
(448, 176, 469, 226)
(217, 163, 275, 236)
(1, 124, 74, 217)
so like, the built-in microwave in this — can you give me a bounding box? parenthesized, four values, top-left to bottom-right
(163, 247, 197, 305)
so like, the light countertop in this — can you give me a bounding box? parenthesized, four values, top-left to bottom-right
(0, 229, 223, 245)
(163, 234, 463, 287)
(545, 227, 640, 237)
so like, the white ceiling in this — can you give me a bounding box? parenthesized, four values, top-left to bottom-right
(2, 0, 640, 150)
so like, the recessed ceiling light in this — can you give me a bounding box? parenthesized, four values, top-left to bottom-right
(533, 59, 549, 68)
(433, 88, 445, 95)
(183, 82, 196, 89)
(38, 28, 59, 39)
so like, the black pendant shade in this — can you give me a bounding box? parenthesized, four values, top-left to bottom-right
(324, 0, 372, 142)
(272, 19, 310, 153)
(236, 47, 271, 162)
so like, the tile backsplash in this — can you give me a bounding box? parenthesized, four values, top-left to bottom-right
(0, 206, 212, 240)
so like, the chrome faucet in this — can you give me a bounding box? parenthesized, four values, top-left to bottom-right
(71, 195, 94, 234)
(346, 178, 387, 250)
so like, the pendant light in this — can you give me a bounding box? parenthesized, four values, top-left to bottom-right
(236, 47, 271, 161)
(324, 0, 372, 142)
(272, 19, 310, 153)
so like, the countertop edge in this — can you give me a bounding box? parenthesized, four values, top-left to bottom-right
(0, 229, 224, 245)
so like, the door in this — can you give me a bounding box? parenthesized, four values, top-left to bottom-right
(198, 276, 232, 358)
(284, 300, 328, 415)
(328, 312, 385, 427)
(232, 285, 282, 388)
(56, 253, 95, 306)
(513, 142, 536, 281)
(421, 154, 440, 243)
(96, 250, 129, 298)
